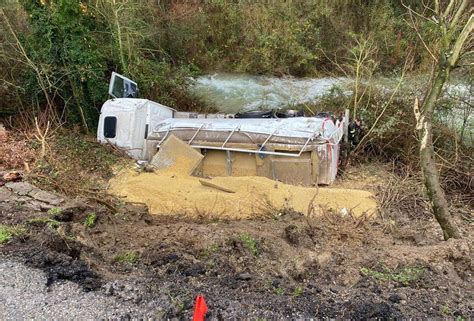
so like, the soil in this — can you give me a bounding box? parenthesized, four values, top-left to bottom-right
(1, 176, 472, 319)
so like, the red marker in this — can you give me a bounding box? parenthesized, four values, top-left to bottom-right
(192, 295, 208, 321)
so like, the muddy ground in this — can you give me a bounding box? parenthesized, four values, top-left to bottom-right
(0, 177, 472, 319)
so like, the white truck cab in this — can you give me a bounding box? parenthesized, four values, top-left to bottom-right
(97, 72, 175, 159)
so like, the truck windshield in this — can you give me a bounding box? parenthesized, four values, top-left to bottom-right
(108, 72, 139, 98)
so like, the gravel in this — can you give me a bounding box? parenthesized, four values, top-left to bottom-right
(0, 256, 168, 319)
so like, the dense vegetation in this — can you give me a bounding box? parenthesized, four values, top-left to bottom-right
(1, 0, 441, 130)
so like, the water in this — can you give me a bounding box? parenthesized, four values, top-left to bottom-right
(189, 72, 472, 143)
(189, 73, 348, 113)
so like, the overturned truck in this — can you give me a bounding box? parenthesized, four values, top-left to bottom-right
(97, 73, 344, 185)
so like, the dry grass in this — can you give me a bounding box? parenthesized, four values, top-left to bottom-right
(0, 129, 36, 171)
(376, 169, 430, 221)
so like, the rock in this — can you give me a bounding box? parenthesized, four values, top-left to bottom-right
(31, 190, 64, 205)
(0, 187, 12, 202)
(3, 171, 22, 183)
(5, 181, 34, 196)
(237, 272, 252, 281)
(103, 283, 115, 296)
(25, 201, 44, 211)
(40, 203, 55, 211)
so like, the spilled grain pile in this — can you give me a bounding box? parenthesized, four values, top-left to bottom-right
(109, 168, 377, 219)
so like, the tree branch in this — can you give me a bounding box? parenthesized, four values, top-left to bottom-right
(450, 0, 469, 29)
(449, 14, 474, 67)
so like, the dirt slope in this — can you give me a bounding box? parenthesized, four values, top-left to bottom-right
(0, 179, 472, 319)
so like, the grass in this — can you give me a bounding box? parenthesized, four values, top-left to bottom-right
(293, 286, 303, 297)
(0, 225, 27, 244)
(360, 266, 425, 285)
(441, 303, 450, 315)
(275, 287, 285, 295)
(47, 207, 63, 217)
(84, 212, 97, 228)
(114, 251, 140, 264)
(28, 217, 61, 229)
(31, 132, 130, 196)
(240, 234, 258, 256)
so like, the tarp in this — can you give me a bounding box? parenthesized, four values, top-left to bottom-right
(149, 117, 343, 144)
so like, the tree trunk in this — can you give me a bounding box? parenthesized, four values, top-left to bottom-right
(417, 112, 460, 240)
(414, 67, 460, 240)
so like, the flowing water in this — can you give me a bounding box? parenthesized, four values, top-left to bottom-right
(189, 73, 349, 113)
(188, 72, 472, 143)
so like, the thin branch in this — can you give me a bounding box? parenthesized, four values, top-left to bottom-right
(449, 14, 474, 67)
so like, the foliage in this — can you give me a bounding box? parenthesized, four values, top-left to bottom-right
(0, 225, 27, 244)
(30, 130, 129, 196)
(28, 217, 61, 230)
(114, 251, 139, 264)
(292, 286, 303, 297)
(17, 0, 108, 129)
(47, 207, 63, 217)
(84, 212, 97, 228)
(240, 234, 258, 256)
(1, 0, 440, 130)
(360, 266, 424, 285)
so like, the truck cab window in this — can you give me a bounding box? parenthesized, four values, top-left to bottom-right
(104, 116, 117, 138)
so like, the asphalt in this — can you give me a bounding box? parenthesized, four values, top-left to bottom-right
(0, 256, 169, 320)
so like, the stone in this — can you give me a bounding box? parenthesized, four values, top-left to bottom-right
(0, 187, 12, 202)
(25, 201, 44, 211)
(237, 272, 252, 281)
(31, 190, 64, 205)
(5, 182, 34, 196)
(3, 171, 22, 182)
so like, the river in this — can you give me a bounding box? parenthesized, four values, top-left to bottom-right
(189, 73, 349, 113)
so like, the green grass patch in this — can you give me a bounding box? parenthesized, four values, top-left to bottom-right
(28, 217, 61, 229)
(293, 286, 304, 297)
(47, 207, 63, 217)
(240, 234, 258, 256)
(0, 225, 27, 244)
(360, 266, 424, 285)
(84, 212, 97, 228)
(114, 251, 140, 264)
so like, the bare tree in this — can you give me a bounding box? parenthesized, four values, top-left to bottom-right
(404, 0, 473, 240)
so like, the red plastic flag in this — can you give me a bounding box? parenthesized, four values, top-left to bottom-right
(192, 295, 208, 321)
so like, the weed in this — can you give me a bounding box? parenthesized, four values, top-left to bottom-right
(28, 217, 61, 230)
(0, 225, 27, 244)
(293, 286, 304, 297)
(114, 251, 140, 264)
(275, 287, 285, 295)
(200, 242, 220, 259)
(360, 266, 424, 285)
(441, 303, 450, 315)
(240, 234, 258, 256)
(84, 212, 97, 228)
(47, 207, 63, 216)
